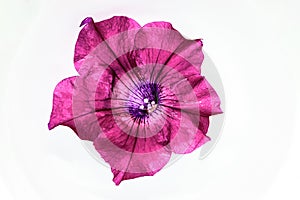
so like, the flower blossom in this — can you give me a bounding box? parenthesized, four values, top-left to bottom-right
(48, 16, 222, 185)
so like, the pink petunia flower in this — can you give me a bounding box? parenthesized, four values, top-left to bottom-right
(48, 16, 222, 185)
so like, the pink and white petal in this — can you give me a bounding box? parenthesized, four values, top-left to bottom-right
(74, 16, 141, 73)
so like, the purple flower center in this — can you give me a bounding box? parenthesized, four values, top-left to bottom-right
(127, 82, 161, 120)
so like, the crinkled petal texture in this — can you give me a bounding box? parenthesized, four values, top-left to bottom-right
(48, 77, 78, 133)
(48, 16, 223, 185)
(74, 16, 141, 72)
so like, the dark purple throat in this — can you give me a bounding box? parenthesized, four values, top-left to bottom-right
(127, 82, 161, 120)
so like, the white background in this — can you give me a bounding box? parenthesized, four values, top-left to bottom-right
(0, 0, 299, 200)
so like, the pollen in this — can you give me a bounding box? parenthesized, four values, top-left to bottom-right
(143, 98, 149, 103)
(147, 103, 158, 114)
(139, 105, 145, 110)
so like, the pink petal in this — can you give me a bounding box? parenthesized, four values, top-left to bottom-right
(169, 113, 210, 154)
(134, 21, 204, 73)
(135, 49, 201, 83)
(189, 75, 223, 116)
(95, 111, 178, 153)
(160, 81, 211, 154)
(161, 74, 220, 154)
(165, 74, 222, 116)
(93, 127, 172, 185)
(48, 72, 113, 141)
(74, 16, 141, 73)
(111, 168, 160, 186)
(48, 76, 78, 132)
(70, 70, 113, 141)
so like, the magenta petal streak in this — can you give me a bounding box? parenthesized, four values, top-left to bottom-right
(48, 16, 223, 185)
